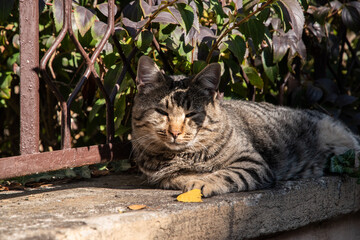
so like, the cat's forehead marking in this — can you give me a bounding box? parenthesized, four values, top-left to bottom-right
(162, 89, 187, 109)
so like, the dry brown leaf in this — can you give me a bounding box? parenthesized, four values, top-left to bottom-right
(177, 189, 203, 202)
(128, 204, 147, 210)
(0, 185, 9, 191)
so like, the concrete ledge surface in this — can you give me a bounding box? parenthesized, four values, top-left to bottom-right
(0, 174, 359, 240)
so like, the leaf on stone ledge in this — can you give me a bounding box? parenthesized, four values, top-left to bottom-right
(128, 204, 147, 210)
(177, 189, 203, 202)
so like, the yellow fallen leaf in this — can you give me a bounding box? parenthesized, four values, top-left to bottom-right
(128, 204, 147, 210)
(176, 189, 203, 202)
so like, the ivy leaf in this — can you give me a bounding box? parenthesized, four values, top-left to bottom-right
(226, 35, 246, 63)
(53, 0, 64, 32)
(97, 2, 118, 17)
(74, 6, 97, 37)
(176, 3, 194, 34)
(243, 66, 264, 89)
(0, 0, 15, 22)
(342, 1, 360, 32)
(278, 0, 305, 39)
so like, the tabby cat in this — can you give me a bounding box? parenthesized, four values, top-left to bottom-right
(131, 56, 360, 197)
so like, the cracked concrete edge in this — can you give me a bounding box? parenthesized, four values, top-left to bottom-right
(3, 177, 360, 240)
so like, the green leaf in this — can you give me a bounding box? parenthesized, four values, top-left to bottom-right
(159, 24, 177, 41)
(91, 21, 107, 40)
(209, 0, 227, 24)
(104, 64, 122, 95)
(114, 94, 126, 129)
(89, 99, 106, 122)
(246, 18, 265, 49)
(53, 0, 64, 32)
(45, 36, 56, 49)
(342, 2, 360, 32)
(243, 0, 259, 13)
(193, 60, 207, 74)
(278, 0, 305, 38)
(243, 66, 264, 89)
(74, 6, 97, 37)
(272, 34, 289, 63)
(136, 30, 153, 51)
(176, 3, 194, 34)
(298, 0, 308, 11)
(115, 126, 131, 137)
(226, 35, 246, 63)
(0, 73, 12, 99)
(262, 47, 279, 82)
(97, 2, 118, 17)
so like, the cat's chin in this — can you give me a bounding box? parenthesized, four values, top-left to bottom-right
(164, 142, 189, 151)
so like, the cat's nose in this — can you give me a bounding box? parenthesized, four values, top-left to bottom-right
(169, 130, 181, 139)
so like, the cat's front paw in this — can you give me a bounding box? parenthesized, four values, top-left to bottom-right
(184, 179, 218, 197)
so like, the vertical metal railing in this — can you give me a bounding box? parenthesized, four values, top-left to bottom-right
(19, 0, 40, 155)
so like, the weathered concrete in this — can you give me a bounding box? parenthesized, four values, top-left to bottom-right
(0, 174, 359, 240)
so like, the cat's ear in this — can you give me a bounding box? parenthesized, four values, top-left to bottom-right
(136, 56, 164, 93)
(192, 63, 221, 97)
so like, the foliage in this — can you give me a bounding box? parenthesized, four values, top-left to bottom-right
(327, 150, 360, 183)
(0, 0, 359, 159)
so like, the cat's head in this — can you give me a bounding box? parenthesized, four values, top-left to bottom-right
(132, 56, 222, 152)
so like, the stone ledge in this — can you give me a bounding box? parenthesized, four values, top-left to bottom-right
(0, 174, 359, 240)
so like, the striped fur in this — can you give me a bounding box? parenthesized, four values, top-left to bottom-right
(131, 56, 360, 197)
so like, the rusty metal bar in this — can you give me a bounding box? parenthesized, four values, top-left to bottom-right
(19, 0, 40, 155)
(66, 0, 116, 143)
(40, 0, 71, 149)
(0, 143, 131, 180)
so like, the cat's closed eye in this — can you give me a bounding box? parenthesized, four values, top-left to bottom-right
(155, 108, 168, 116)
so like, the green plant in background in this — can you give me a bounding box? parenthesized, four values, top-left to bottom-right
(327, 150, 360, 183)
(0, 0, 359, 163)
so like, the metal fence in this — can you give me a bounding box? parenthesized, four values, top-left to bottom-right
(0, 0, 132, 179)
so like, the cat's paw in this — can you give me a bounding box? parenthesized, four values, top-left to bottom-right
(184, 179, 217, 197)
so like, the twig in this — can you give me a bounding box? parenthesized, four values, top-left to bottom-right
(206, 0, 274, 63)
(112, 34, 137, 81)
